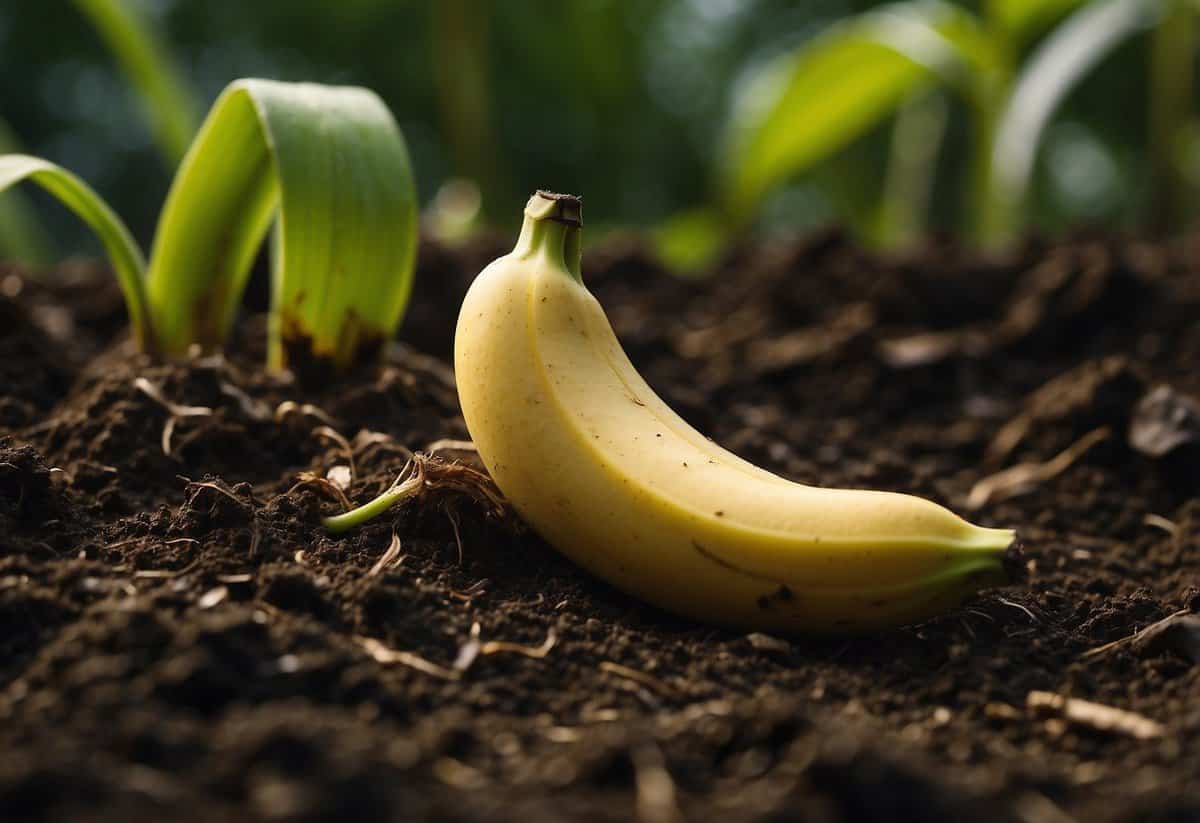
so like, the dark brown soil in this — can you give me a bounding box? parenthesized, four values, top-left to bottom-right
(2, 230, 1199, 822)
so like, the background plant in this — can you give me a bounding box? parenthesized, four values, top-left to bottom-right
(0, 0, 1192, 267)
(713, 0, 1169, 258)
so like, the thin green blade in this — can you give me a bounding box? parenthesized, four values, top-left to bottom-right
(145, 78, 419, 374)
(0, 154, 150, 346)
(71, 0, 200, 167)
(991, 0, 1158, 234)
(721, 2, 981, 221)
(987, 0, 1092, 43)
(0, 119, 53, 267)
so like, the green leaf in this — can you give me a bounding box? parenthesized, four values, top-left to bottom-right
(0, 192, 49, 267)
(986, 0, 1093, 43)
(652, 208, 729, 276)
(0, 154, 151, 345)
(71, 0, 200, 166)
(0, 119, 52, 266)
(146, 79, 419, 373)
(721, 2, 983, 219)
(991, 0, 1158, 230)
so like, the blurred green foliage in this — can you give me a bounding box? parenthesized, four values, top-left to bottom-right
(0, 0, 1188, 262)
(716, 0, 1164, 258)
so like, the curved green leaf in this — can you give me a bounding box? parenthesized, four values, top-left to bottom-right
(0, 120, 52, 266)
(987, 0, 1092, 43)
(722, 2, 984, 219)
(71, 0, 199, 166)
(146, 78, 419, 372)
(0, 154, 150, 345)
(991, 0, 1159, 226)
(652, 207, 729, 275)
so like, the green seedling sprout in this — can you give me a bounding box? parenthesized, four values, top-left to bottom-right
(1147, 0, 1199, 232)
(0, 119, 52, 266)
(0, 78, 419, 375)
(658, 0, 1156, 265)
(991, 0, 1158, 237)
(70, 0, 200, 167)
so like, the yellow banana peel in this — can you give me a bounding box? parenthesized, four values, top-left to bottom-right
(454, 191, 1021, 633)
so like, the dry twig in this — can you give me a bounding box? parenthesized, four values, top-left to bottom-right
(135, 377, 214, 456)
(1081, 609, 1200, 661)
(967, 427, 1110, 509)
(425, 439, 477, 454)
(482, 628, 557, 659)
(356, 637, 459, 680)
(287, 471, 354, 511)
(1027, 691, 1164, 739)
(367, 533, 404, 577)
(600, 661, 672, 695)
(274, 400, 337, 426)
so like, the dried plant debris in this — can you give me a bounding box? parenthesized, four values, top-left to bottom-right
(968, 427, 1110, 509)
(987, 357, 1143, 465)
(1083, 609, 1200, 663)
(1129, 385, 1200, 457)
(880, 246, 1144, 369)
(367, 533, 404, 577)
(133, 376, 214, 456)
(1027, 691, 1164, 740)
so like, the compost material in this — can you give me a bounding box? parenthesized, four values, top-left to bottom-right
(1, 231, 1198, 822)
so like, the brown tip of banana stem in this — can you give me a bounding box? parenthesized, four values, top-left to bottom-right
(1003, 536, 1027, 583)
(530, 190, 583, 227)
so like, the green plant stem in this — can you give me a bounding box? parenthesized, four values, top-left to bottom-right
(432, 0, 505, 214)
(1148, 0, 1196, 234)
(0, 155, 151, 347)
(876, 92, 949, 250)
(0, 120, 52, 266)
(969, 47, 1016, 251)
(71, 0, 199, 167)
(323, 474, 422, 534)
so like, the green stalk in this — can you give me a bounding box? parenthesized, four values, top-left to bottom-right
(324, 472, 423, 534)
(71, 0, 199, 166)
(876, 91, 949, 250)
(0, 155, 151, 346)
(968, 43, 1015, 251)
(0, 120, 52, 266)
(987, 0, 1158, 248)
(1148, 0, 1196, 234)
(432, 0, 504, 214)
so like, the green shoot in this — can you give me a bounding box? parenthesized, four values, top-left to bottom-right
(323, 461, 425, 534)
(0, 155, 151, 346)
(718, 0, 1120, 251)
(0, 120, 52, 267)
(1148, 0, 1197, 231)
(721, 3, 974, 227)
(991, 0, 1156, 237)
(0, 78, 419, 375)
(876, 92, 950, 250)
(70, 0, 200, 167)
(987, 0, 1096, 42)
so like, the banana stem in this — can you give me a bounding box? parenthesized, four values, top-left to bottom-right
(515, 191, 584, 282)
(563, 225, 583, 281)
